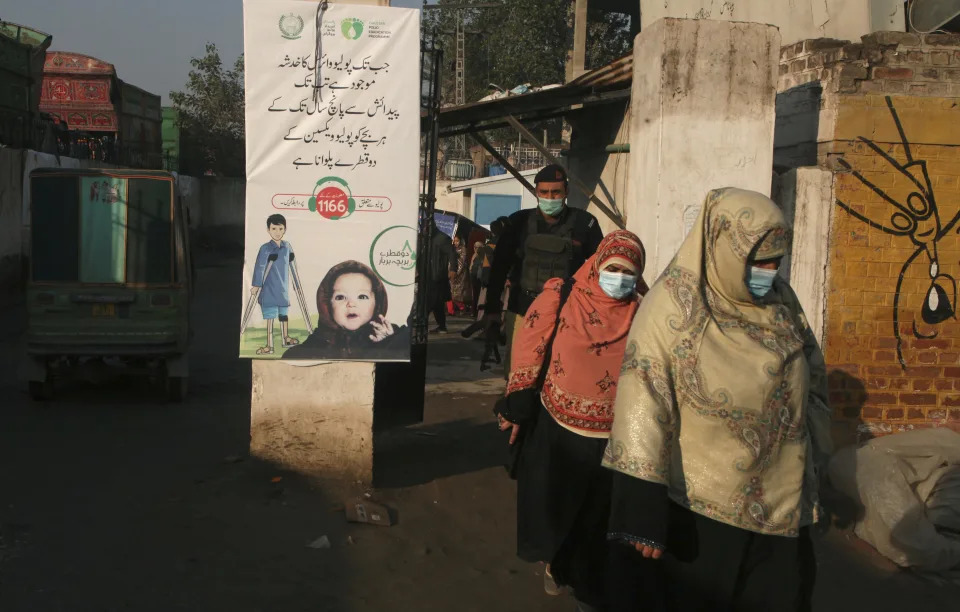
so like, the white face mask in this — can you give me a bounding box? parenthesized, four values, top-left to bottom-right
(747, 266, 778, 298)
(598, 270, 636, 299)
(537, 197, 565, 216)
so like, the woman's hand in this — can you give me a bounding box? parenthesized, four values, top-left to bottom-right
(633, 543, 663, 559)
(497, 414, 521, 445)
(368, 315, 395, 343)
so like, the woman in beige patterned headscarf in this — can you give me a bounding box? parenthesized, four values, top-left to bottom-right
(603, 188, 832, 611)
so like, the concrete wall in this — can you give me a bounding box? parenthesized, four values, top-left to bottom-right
(250, 361, 376, 482)
(640, 0, 904, 47)
(627, 18, 780, 278)
(774, 167, 835, 347)
(434, 180, 469, 217)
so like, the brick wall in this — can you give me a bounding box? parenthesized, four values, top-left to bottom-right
(776, 31, 960, 443)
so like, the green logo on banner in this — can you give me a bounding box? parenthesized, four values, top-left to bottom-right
(341, 18, 364, 40)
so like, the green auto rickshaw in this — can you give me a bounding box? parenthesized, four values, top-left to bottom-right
(22, 169, 193, 401)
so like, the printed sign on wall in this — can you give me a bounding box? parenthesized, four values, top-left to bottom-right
(241, 1, 419, 361)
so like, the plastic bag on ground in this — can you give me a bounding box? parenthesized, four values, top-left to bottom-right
(828, 427, 960, 578)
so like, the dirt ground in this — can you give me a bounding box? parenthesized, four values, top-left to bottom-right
(1, 251, 959, 611)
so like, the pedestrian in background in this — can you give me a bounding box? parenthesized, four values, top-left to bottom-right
(469, 240, 484, 316)
(451, 234, 471, 315)
(427, 218, 456, 333)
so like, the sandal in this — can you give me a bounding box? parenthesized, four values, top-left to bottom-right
(282, 337, 300, 347)
(255, 346, 275, 355)
(543, 565, 565, 596)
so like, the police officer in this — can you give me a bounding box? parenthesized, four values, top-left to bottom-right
(483, 164, 604, 373)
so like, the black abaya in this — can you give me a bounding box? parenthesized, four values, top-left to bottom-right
(515, 403, 612, 608)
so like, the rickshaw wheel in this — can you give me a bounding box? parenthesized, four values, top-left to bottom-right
(167, 376, 188, 402)
(29, 380, 54, 401)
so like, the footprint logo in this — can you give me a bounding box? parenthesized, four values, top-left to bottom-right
(341, 18, 364, 40)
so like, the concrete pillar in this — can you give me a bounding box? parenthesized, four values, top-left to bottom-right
(625, 18, 780, 279)
(250, 0, 393, 485)
(775, 167, 835, 347)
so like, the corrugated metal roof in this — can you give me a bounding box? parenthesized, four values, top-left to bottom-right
(568, 53, 632, 89)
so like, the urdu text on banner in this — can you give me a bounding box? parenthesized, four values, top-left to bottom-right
(240, 0, 420, 362)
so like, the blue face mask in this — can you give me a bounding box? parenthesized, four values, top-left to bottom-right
(538, 197, 565, 217)
(747, 266, 778, 298)
(598, 271, 637, 300)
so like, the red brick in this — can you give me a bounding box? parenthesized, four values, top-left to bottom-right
(867, 377, 890, 389)
(907, 367, 941, 378)
(872, 337, 899, 349)
(874, 67, 914, 79)
(862, 407, 883, 419)
(913, 379, 933, 391)
(867, 392, 898, 405)
(901, 393, 937, 405)
(931, 51, 951, 66)
(944, 367, 960, 378)
(920, 339, 951, 350)
(935, 378, 954, 391)
(874, 350, 896, 362)
(929, 409, 948, 421)
(868, 365, 903, 376)
(940, 352, 960, 365)
(886, 408, 905, 420)
(918, 352, 939, 364)
(890, 378, 910, 390)
(949, 409, 960, 422)
(908, 408, 925, 420)
(943, 395, 960, 407)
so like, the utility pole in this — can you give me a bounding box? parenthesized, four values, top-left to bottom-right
(423, 1, 501, 157)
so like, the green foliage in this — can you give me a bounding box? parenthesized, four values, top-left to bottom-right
(170, 43, 245, 176)
(422, 0, 632, 106)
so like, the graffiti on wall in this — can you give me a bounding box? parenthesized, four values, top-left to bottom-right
(836, 96, 959, 369)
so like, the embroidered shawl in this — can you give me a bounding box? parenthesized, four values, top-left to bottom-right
(603, 188, 832, 536)
(507, 230, 646, 437)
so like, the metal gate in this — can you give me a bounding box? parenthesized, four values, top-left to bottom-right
(413, 35, 443, 346)
(373, 34, 443, 433)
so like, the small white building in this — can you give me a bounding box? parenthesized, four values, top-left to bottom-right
(447, 168, 541, 227)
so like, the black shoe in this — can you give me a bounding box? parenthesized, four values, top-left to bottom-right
(432, 326, 448, 334)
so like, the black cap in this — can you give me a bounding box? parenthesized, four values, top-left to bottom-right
(534, 164, 567, 185)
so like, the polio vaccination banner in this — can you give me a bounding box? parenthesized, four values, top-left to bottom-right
(240, 1, 419, 361)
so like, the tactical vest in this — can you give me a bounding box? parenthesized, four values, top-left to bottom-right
(517, 209, 584, 312)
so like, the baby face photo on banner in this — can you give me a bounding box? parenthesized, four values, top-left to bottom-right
(240, 1, 420, 362)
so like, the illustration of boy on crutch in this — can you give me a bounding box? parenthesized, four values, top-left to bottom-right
(241, 214, 313, 355)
